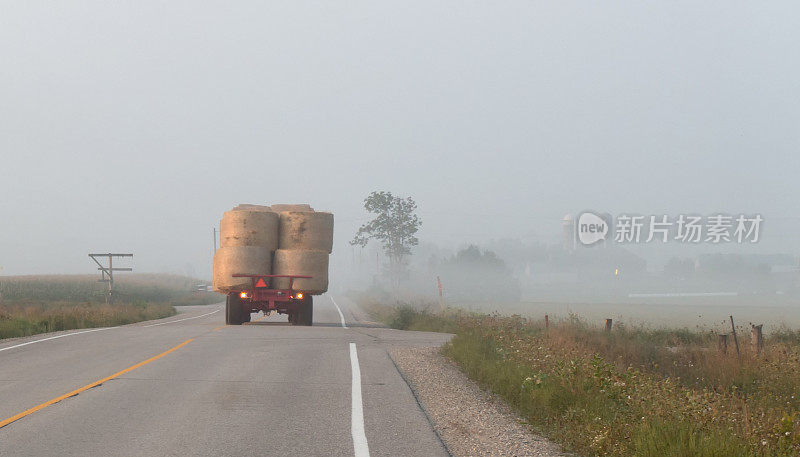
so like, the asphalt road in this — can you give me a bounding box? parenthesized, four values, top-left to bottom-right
(0, 295, 452, 456)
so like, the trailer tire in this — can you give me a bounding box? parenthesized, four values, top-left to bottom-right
(226, 294, 245, 325)
(297, 296, 313, 326)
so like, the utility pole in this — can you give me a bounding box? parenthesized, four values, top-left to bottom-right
(89, 253, 133, 304)
(213, 227, 217, 253)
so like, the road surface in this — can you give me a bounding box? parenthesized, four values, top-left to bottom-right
(0, 296, 452, 456)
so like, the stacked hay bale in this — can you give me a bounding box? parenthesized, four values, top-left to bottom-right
(212, 208, 279, 292)
(269, 203, 314, 212)
(212, 204, 333, 295)
(272, 210, 333, 294)
(231, 203, 271, 212)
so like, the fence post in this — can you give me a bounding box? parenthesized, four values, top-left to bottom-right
(545, 314, 549, 329)
(751, 324, 764, 355)
(717, 334, 728, 354)
(437, 276, 444, 312)
(730, 315, 741, 362)
(605, 318, 613, 332)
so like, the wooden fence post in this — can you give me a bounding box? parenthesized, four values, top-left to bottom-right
(751, 324, 764, 355)
(730, 315, 741, 362)
(545, 314, 549, 329)
(717, 334, 728, 354)
(605, 318, 613, 332)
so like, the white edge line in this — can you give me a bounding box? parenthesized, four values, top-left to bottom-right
(142, 309, 220, 327)
(350, 342, 370, 457)
(628, 292, 738, 298)
(0, 327, 114, 353)
(330, 295, 348, 328)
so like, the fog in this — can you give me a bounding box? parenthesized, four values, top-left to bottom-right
(1, 1, 798, 309)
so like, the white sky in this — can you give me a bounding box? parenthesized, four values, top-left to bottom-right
(1, 1, 798, 277)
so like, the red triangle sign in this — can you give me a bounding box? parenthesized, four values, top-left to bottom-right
(255, 278, 267, 288)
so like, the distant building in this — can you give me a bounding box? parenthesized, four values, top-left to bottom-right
(562, 214, 575, 252)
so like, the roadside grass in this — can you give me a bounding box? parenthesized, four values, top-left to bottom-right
(356, 296, 459, 333)
(386, 305, 460, 333)
(0, 274, 222, 340)
(0, 302, 175, 339)
(364, 300, 800, 457)
(0, 274, 221, 306)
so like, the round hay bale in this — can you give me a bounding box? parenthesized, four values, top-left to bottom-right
(272, 249, 329, 294)
(220, 210, 279, 250)
(213, 246, 271, 292)
(232, 204, 271, 212)
(270, 203, 314, 213)
(278, 211, 334, 253)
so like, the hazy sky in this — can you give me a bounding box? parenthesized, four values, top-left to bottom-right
(1, 1, 798, 277)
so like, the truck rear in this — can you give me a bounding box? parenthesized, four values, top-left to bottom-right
(212, 204, 333, 326)
(225, 274, 314, 325)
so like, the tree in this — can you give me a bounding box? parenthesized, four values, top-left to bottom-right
(439, 245, 520, 301)
(351, 191, 422, 281)
(447, 245, 506, 270)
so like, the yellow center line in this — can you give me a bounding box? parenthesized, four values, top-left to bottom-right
(212, 325, 227, 331)
(0, 338, 194, 429)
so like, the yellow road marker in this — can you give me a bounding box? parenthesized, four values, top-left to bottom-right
(212, 325, 227, 332)
(0, 338, 194, 429)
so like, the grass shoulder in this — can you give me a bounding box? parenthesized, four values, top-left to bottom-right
(0, 274, 221, 340)
(360, 297, 800, 457)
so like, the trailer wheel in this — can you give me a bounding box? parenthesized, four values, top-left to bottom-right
(225, 294, 244, 325)
(297, 296, 313, 326)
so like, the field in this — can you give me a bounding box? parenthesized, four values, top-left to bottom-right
(457, 297, 800, 335)
(0, 274, 222, 340)
(363, 298, 800, 457)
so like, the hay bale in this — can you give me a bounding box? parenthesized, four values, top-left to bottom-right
(278, 211, 334, 253)
(213, 246, 271, 292)
(270, 203, 314, 213)
(220, 210, 279, 250)
(232, 204, 271, 212)
(272, 249, 329, 294)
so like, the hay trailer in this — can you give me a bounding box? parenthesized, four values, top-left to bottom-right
(225, 274, 314, 326)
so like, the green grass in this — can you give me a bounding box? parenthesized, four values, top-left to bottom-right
(356, 296, 460, 333)
(387, 305, 460, 333)
(364, 300, 800, 457)
(443, 330, 766, 457)
(0, 274, 222, 340)
(630, 422, 754, 457)
(0, 302, 176, 339)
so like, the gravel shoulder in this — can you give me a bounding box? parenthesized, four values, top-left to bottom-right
(391, 346, 569, 457)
